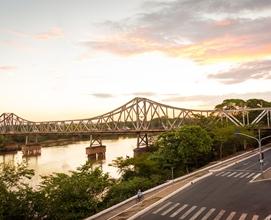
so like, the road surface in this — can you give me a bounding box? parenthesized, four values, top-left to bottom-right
(136, 149, 271, 220)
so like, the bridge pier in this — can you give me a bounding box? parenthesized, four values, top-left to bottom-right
(22, 135, 41, 156)
(134, 133, 154, 156)
(136, 133, 149, 148)
(86, 135, 106, 160)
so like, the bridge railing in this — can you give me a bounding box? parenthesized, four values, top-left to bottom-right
(0, 97, 271, 135)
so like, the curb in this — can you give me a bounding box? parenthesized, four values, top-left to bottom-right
(85, 146, 270, 220)
(128, 172, 213, 220)
(210, 146, 271, 173)
(129, 146, 271, 220)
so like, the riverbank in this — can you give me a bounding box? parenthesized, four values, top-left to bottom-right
(0, 138, 80, 153)
(0, 134, 137, 153)
(0, 144, 19, 153)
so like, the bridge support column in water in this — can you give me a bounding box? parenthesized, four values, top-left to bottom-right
(22, 135, 41, 156)
(86, 135, 106, 160)
(134, 133, 154, 156)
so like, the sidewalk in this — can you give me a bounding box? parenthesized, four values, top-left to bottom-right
(86, 147, 268, 220)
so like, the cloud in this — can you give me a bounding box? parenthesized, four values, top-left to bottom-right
(82, 0, 271, 63)
(34, 27, 64, 40)
(208, 59, 271, 84)
(162, 91, 271, 109)
(131, 92, 156, 97)
(5, 27, 64, 41)
(90, 93, 114, 98)
(0, 65, 17, 71)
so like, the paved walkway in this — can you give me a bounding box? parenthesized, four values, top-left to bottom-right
(88, 147, 268, 220)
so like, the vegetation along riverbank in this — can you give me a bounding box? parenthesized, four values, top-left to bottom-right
(1, 98, 271, 219)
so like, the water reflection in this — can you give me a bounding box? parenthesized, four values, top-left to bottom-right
(0, 137, 136, 186)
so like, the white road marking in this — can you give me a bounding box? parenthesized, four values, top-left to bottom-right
(252, 173, 261, 180)
(233, 172, 243, 178)
(225, 211, 236, 220)
(215, 172, 224, 176)
(189, 207, 206, 220)
(221, 172, 231, 177)
(179, 205, 197, 219)
(252, 215, 259, 220)
(240, 172, 250, 178)
(152, 201, 172, 214)
(227, 172, 237, 177)
(239, 213, 247, 220)
(201, 208, 216, 220)
(170, 204, 188, 217)
(213, 210, 226, 220)
(246, 173, 256, 178)
(161, 203, 180, 216)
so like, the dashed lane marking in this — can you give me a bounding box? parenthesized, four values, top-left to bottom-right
(179, 206, 197, 219)
(169, 204, 188, 218)
(152, 201, 172, 214)
(151, 202, 270, 219)
(246, 173, 256, 178)
(213, 210, 226, 220)
(189, 207, 206, 220)
(225, 211, 236, 220)
(227, 172, 237, 177)
(252, 215, 259, 220)
(239, 213, 248, 220)
(201, 208, 216, 220)
(233, 172, 243, 178)
(162, 203, 180, 216)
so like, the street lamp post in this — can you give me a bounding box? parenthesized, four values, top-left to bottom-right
(235, 129, 271, 173)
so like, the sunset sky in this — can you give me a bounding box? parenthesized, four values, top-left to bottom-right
(1, 0, 271, 121)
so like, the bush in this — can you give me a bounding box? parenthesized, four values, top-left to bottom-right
(103, 176, 156, 207)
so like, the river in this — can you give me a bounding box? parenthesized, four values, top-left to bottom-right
(0, 137, 136, 185)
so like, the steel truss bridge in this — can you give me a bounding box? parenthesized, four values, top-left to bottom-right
(1, 97, 271, 147)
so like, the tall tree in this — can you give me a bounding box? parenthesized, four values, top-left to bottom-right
(156, 125, 213, 172)
(246, 99, 271, 108)
(215, 99, 246, 110)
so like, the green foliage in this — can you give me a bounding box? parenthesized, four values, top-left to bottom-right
(215, 98, 271, 110)
(38, 162, 113, 219)
(111, 154, 163, 181)
(215, 99, 246, 110)
(0, 162, 36, 219)
(0, 162, 113, 220)
(246, 99, 271, 108)
(0, 121, 264, 219)
(103, 176, 157, 207)
(210, 125, 256, 158)
(155, 125, 213, 172)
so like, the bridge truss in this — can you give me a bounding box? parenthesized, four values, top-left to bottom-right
(1, 97, 271, 137)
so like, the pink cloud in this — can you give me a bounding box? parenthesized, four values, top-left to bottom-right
(214, 19, 235, 27)
(34, 27, 64, 40)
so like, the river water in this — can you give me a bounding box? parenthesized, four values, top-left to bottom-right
(0, 137, 136, 185)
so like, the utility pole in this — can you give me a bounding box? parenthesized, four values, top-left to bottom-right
(235, 129, 271, 173)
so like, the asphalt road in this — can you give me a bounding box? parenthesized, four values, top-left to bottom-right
(136, 149, 271, 220)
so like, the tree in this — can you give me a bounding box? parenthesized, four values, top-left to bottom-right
(0, 162, 36, 219)
(38, 162, 113, 219)
(215, 99, 246, 110)
(155, 126, 213, 172)
(0, 161, 115, 219)
(246, 99, 271, 108)
(212, 125, 236, 159)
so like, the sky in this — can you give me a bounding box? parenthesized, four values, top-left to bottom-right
(0, 0, 271, 121)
